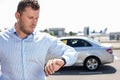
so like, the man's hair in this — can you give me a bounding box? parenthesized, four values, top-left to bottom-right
(17, 0, 40, 15)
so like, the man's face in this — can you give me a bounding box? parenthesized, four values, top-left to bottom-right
(17, 7, 39, 34)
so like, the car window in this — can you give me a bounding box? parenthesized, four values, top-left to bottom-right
(67, 39, 92, 47)
(61, 39, 67, 45)
(88, 38, 101, 45)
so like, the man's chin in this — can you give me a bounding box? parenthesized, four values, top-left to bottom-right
(29, 29, 35, 33)
(26, 30, 34, 35)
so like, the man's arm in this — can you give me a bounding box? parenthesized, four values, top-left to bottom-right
(45, 34, 78, 76)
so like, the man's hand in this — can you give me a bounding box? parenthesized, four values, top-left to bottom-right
(44, 59, 65, 76)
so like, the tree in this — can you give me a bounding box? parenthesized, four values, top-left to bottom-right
(69, 31, 76, 36)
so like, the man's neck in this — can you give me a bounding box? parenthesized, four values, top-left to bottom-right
(14, 24, 28, 39)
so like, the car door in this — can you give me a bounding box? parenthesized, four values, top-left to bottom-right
(67, 39, 93, 64)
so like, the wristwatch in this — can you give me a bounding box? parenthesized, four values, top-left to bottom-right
(61, 57, 66, 66)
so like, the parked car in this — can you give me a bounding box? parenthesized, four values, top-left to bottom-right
(59, 36, 114, 71)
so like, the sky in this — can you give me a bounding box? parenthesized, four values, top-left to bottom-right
(0, 0, 120, 33)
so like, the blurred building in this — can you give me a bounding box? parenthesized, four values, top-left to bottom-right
(109, 32, 120, 40)
(49, 28, 65, 37)
(84, 27, 89, 36)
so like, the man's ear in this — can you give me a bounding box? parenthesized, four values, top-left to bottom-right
(15, 12, 20, 21)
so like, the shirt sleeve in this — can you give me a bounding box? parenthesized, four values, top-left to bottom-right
(46, 34, 78, 66)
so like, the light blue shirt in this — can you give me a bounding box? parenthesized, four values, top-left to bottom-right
(0, 28, 78, 80)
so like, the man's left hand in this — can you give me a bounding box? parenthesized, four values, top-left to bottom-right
(44, 59, 64, 76)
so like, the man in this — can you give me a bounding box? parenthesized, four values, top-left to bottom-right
(0, 0, 78, 80)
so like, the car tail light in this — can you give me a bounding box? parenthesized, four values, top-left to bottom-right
(106, 48, 113, 54)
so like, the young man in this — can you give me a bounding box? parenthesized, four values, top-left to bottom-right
(0, 0, 78, 80)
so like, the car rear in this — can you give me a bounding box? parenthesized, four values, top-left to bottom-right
(99, 44, 114, 64)
(87, 38, 114, 64)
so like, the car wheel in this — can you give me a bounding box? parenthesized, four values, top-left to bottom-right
(84, 57, 100, 71)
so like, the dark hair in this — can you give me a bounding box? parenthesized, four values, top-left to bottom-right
(17, 0, 40, 15)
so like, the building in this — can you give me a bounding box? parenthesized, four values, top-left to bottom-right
(49, 28, 65, 37)
(84, 27, 89, 36)
(110, 32, 120, 40)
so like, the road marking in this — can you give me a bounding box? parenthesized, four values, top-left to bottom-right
(114, 56, 120, 60)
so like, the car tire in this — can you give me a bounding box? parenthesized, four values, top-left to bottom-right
(84, 57, 100, 71)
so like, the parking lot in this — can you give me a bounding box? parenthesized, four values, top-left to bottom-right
(47, 49, 120, 80)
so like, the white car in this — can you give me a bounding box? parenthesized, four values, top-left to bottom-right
(59, 36, 114, 71)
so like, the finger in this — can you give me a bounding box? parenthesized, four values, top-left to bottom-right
(45, 65, 50, 76)
(47, 60, 55, 74)
(52, 59, 64, 72)
(45, 60, 55, 76)
(44, 65, 49, 76)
